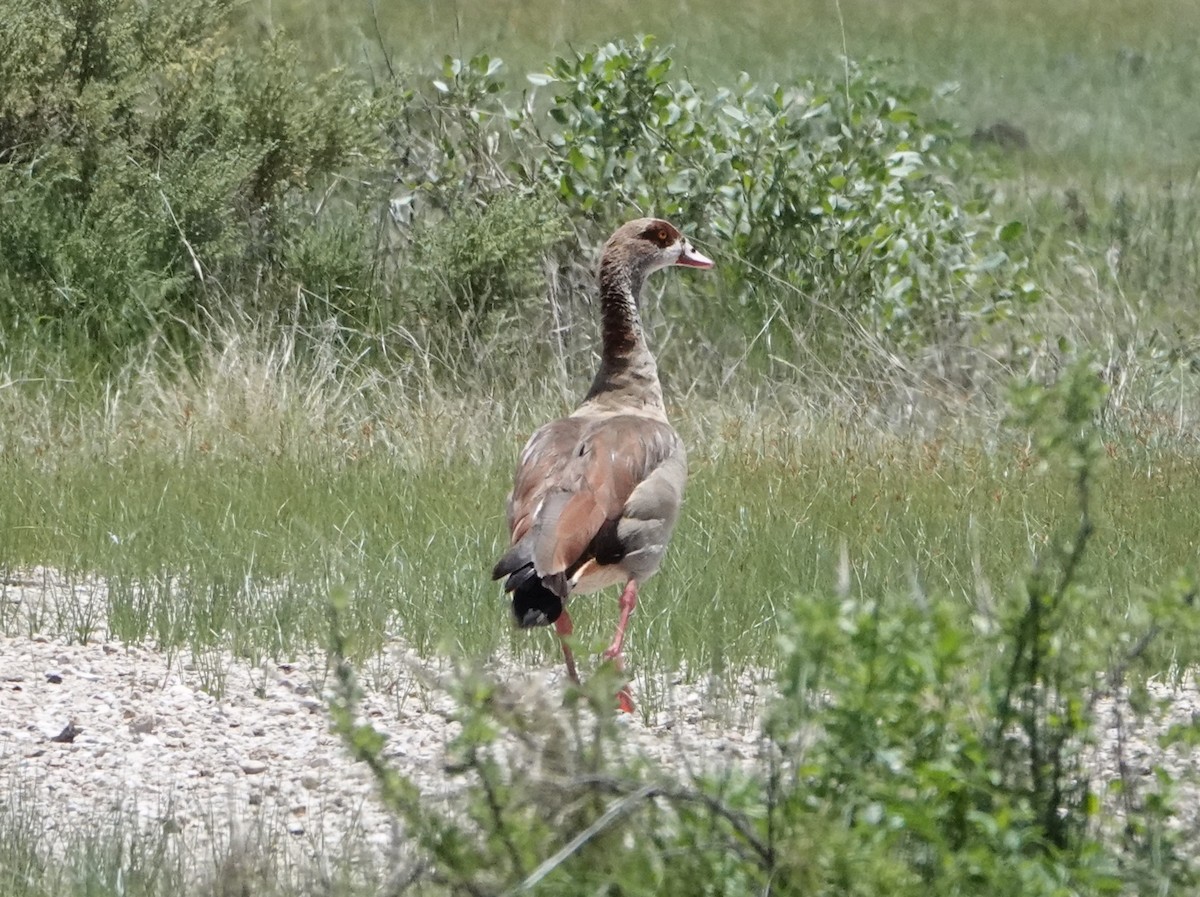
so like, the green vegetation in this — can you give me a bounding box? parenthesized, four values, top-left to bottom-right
(329, 365, 1200, 896)
(4, 369, 1200, 690)
(0, 0, 382, 363)
(247, 0, 1200, 179)
(2, 0, 1199, 891)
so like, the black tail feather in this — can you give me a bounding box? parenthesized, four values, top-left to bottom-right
(493, 550, 566, 628)
(491, 545, 528, 582)
(510, 572, 564, 628)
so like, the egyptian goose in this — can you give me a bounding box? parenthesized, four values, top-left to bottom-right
(491, 218, 714, 712)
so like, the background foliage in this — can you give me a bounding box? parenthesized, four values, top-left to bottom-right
(0, 0, 381, 361)
(1, 2, 1037, 388)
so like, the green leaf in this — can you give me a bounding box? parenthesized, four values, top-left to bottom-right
(998, 220, 1025, 243)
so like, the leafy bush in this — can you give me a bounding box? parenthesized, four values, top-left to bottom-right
(401, 191, 566, 339)
(0, 0, 382, 360)
(377, 37, 1041, 388)
(526, 38, 1038, 356)
(330, 362, 1200, 895)
(0, 13, 1038, 388)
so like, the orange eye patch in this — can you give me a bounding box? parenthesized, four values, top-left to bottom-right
(643, 226, 671, 245)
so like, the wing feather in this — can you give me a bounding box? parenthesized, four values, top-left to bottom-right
(496, 415, 680, 586)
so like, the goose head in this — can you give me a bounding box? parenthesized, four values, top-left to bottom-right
(601, 218, 714, 285)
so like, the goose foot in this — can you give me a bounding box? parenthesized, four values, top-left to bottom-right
(616, 686, 635, 714)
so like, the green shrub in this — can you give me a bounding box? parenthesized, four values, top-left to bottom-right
(401, 190, 566, 337)
(0, 16, 1039, 388)
(526, 38, 1038, 358)
(364, 38, 1043, 390)
(0, 0, 382, 362)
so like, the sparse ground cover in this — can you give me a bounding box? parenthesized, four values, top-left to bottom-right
(2, 0, 1200, 892)
(2, 389, 1199, 683)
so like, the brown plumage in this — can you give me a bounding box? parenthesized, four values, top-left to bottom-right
(492, 218, 713, 712)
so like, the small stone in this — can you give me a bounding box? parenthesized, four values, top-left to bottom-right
(286, 821, 304, 835)
(300, 772, 321, 790)
(239, 758, 268, 775)
(45, 671, 63, 684)
(49, 722, 82, 743)
(129, 715, 156, 735)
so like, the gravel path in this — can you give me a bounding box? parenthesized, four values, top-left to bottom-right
(2, 567, 1198, 880)
(0, 569, 765, 879)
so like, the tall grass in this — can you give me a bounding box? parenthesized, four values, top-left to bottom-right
(0, 786, 393, 897)
(3, 329, 1199, 701)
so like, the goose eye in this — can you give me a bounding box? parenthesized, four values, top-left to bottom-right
(656, 229, 668, 244)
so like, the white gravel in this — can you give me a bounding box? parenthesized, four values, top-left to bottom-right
(0, 568, 767, 879)
(2, 567, 1198, 880)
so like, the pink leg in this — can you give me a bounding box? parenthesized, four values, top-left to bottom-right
(554, 610, 579, 684)
(603, 580, 638, 714)
(602, 579, 639, 665)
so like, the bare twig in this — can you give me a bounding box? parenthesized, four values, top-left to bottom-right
(159, 190, 205, 284)
(503, 785, 656, 895)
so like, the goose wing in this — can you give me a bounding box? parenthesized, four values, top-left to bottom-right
(492, 414, 685, 593)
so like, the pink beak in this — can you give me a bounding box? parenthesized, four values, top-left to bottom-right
(676, 244, 714, 269)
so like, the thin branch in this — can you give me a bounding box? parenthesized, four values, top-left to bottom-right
(503, 785, 656, 895)
(578, 774, 774, 868)
(159, 190, 205, 284)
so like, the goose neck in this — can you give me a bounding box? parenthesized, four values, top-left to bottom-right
(598, 264, 647, 364)
(584, 257, 663, 408)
